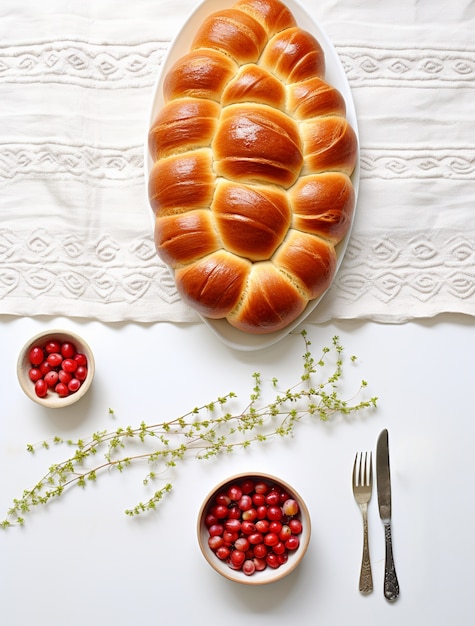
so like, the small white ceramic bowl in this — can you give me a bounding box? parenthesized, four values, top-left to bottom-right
(17, 329, 95, 408)
(197, 472, 311, 585)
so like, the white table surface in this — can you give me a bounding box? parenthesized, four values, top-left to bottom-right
(1, 313, 474, 625)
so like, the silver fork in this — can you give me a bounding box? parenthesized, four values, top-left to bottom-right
(352, 451, 373, 594)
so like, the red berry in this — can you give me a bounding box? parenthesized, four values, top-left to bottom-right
(230, 549, 246, 568)
(265, 552, 280, 569)
(253, 543, 267, 559)
(39, 361, 52, 375)
(241, 521, 256, 535)
(242, 559, 256, 576)
(58, 369, 72, 384)
(224, 518, 241, 533)
(215, 492, 231, 506)
(208, 524, 224, 537)
(282, 499, 299, 516)
(68, 378, 81, 393)
(242, 507, 257, 522)
(205, 513, 218, 528)
(240, 479, 255, 494)
(28, 368, 42, 382)
(213, 504, 228, 520)
(227, 506, 241, 520)
(255, 519, 270, 534)
(272, 541, 286, 555)
(208, 535, 224, 551)
(216, 546, 230, 560)
(253, 557, 267, 571)
(61, 342, 76, 358)
(45, 340, 61, 354)
(61, 358, 77, 373)
(267, 505, 283, 521)
(248, 532, 263, 546)
(55, 382, 69, 397)
(265, 490, 280, 506)
(238, 495, 253, 511)
(254, 482, 269, 495)
(44, 371, 59, 387)
(227, 485, 242, 502)
(29, 346, 44, 366)
(47, 352, 63, 368)
(285, 535, 300, 551)
(74, 353, 87, 366)
(288, 519, 302, 535)
(34, 379, 48, 398)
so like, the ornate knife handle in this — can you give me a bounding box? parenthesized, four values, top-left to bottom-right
(383, 522, 399, 601)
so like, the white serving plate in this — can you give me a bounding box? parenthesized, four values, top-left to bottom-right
(145, 0, 359, 351)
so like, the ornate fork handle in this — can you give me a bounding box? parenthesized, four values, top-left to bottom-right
(359, 502, 373, 594)
(383, 522, 399, 601)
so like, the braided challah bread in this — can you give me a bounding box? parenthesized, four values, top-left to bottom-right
(148, 0, 357, 334)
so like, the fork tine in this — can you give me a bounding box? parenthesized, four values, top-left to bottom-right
(368, 451, 373, 485)
(353, 452, 358, 486)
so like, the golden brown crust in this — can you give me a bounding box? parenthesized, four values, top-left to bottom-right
(175, 251, 251, 318)
(222, 64, 286, 109)
(163, 49, 238, 102)
(149, 98, 220, 160)
(154, 210, 221, 268)
(191, 9, 267, 63)
(301, 116, 357, 175)
(260, 27, 325, 83)
(148, 149, 216, 216)
(212, 181, 291, 260)
(148, 0, 357, 334)
(227, 262, 307, 334)
(272, 230, 337, 299)
(234, 0, 296, 36)
(213, 104, 303, 187)
(287, 77, 347, 120)
(290, 172, 355, 243)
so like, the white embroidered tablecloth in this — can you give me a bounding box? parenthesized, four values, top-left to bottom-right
(1, 0, 474, 324)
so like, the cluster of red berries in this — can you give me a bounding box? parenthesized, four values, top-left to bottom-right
(28, 339, 89, 399)
(204, 478, 303, 576)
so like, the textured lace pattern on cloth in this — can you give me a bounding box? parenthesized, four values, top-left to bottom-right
(1, 0, 474, 323)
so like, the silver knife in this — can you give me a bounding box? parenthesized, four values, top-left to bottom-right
(376, 428, 400, 601)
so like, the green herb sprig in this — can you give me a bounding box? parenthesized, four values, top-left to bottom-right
(1, 332, 377, 528)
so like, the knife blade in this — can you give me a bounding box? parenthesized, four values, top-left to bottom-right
(376, 428, 400, 601)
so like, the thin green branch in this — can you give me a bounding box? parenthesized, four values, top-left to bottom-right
(1, 332, 377, 528)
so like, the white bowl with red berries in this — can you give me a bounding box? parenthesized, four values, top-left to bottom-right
(17, 329, 95, 408)
(197, 473, 311, 585)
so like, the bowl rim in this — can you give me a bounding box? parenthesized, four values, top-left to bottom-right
(17, 328, 95, 408)
(197, 471, 311, 585)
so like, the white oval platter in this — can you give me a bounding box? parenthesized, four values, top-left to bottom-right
(145, 0, 359, 351)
